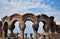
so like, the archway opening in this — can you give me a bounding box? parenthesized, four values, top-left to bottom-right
(38, 22, 44, 33)
(38, 22, 45, 38)
(13, 21, 20, 36)
(9, 21, 20, 38)
(25, 21, 33, 38)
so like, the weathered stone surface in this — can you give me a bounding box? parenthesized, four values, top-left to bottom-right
(0, 13, 60, 39)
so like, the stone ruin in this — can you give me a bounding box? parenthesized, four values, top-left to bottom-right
(0, 13, 60, 39)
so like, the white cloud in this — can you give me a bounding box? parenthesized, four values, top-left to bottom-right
(0, 0, 60, 34)
(0, 0, 60, 23)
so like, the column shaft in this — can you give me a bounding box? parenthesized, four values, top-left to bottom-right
(20, 30, 24, 39)
(34, 31, 38, 39)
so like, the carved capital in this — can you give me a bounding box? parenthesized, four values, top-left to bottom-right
(20, 24, 26, 31)
(9, 24, 15, 31)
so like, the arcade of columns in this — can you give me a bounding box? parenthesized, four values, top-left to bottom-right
(0, 13, 60, 39)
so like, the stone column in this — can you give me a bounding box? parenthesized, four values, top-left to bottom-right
(30, 33, 33, 39)
(49, 29, 51, 34)
(32, 24, 39, 39)
(20, 30, 24, 39)
(20, 25, 26, 39)
(48, 29, 52, 39)
(45, 24, 49, 39)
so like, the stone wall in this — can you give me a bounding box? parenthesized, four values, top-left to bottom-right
(50, 33, 60, 39)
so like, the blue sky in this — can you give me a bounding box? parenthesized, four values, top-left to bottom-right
(0, 0, 60, 37)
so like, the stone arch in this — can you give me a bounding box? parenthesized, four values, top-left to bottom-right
(24, 21, 33, 37)
(38, 22, 44, 33)
(22, 13, 37, 25)
(22, 13, 38, 39)
(49, 16, 56, 33)
(2, 16, 9, 29)
(37, 14, 50, 32)
(2, 16, 10, 37)
(9, 14, 25, 39)
(9, 14, 24, 28)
